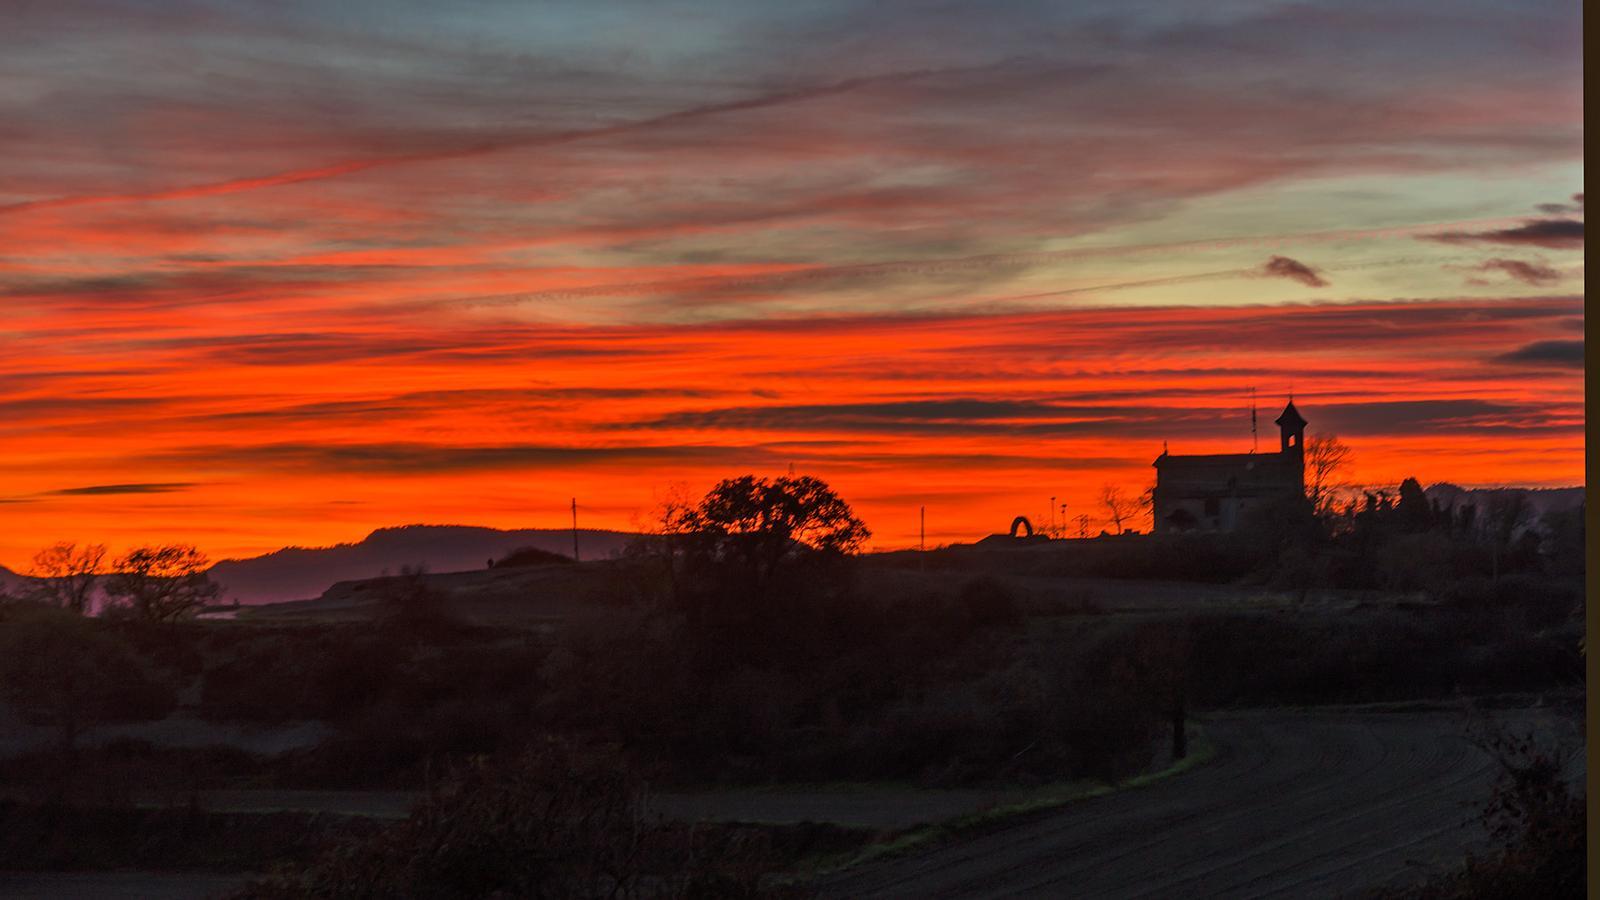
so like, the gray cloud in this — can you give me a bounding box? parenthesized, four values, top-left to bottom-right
(1260, 256, 1328, 287)
(1535, 193, 1584, 215)
(49, 482, 197, 496)
(1425, 218, 1583, 249)
(1311, 399, 1576, 435)
(1472, 258, 1562, 286)
(1493, 340, 1584, 369)
(628, 395, 1578, 440)
(140, 442, 775, 474)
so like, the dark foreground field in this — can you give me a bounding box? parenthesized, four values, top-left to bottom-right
(0, 703, 1579, 900)
(0, 519, 1586, 899)
(817, 705, 1581, 899)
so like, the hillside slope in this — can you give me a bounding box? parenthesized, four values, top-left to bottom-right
(208, 525, 639, 604)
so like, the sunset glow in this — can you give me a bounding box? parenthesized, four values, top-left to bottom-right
(1, 1, 1582, 566)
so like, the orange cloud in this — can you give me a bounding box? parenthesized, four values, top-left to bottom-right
(0, 297, 1581, 566)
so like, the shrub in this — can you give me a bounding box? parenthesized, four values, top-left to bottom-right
(237, 739, 786, 899)
(493, 546, 574, 567)
(0, 613, 177, 752)
(1377, 720, 1584, 899)
(956, 577, 1024, 630)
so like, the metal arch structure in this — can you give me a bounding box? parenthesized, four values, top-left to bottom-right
(1009, 516, 1034, 538)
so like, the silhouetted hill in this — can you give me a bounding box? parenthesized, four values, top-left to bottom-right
(208, 525, 640, 604)
(1424, 483, 1584, 516)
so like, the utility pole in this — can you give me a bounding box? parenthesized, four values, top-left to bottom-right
(570, 497, 580, 562)
(919, 505, 926, 553)
(1050, 496, 1056, 536)
(1251, 386, 1258, 453)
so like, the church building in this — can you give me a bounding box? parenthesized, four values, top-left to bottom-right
(1152, 401, 1307, 533)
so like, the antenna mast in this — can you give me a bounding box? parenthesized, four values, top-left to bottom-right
(570, 497, 580, 562)
(1251, 386, 1258, 453)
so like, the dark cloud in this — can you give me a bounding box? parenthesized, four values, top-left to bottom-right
(1535, 193, 1584, 215)
(1493, 340, 1584, 369)
(2, 60, 1020, 218)
(1312, 399, 1576, 435)
(186, 387, 730, 425)
(50, 482, 196, 496)
(1424, 218, 1583, 249)
(3, 269, 396, 314)
(637, 395, 1578, 441)
(1473, 258, 1562, 286)
(633, 399, 1233, 439)
(1260, 256, 1328, 287)
(147, 332, 465, 366)
(142, 442, 772, 474)
(640, 397, 1145, 423)
(0, 396, 172, 418)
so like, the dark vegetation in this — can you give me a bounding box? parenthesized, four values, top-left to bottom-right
(0, 470, 1583, 897)
(0, 802, 382, 873)
(1373, 720, 1585, 899)
(493, 546, 575, 567)
(238, 741, 805, 899)
(899, 477, 1583, 597)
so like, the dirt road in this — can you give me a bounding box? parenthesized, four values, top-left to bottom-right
(816, 708, 1575, 899)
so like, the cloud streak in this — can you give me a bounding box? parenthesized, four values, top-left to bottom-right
(1493, 339, 1584, 369)
(48, 482, 198, 496)
(0, 1, 1582, 561)
(1260, 256, 1328, 287)
(1472, 258, 1563, 286)
(1425, 218, 1584, 250)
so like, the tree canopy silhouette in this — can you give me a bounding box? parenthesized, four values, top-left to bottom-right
(1304, 433, 1353, 518)
(650, 475, 870, 636)
(26, 542, 106, 615)
(664, 474, 869, 562)
(0, 610, 176, 796)
(102, 544, 220, 622)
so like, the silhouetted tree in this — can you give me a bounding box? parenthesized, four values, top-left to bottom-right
(26, 542, 106, 615)
(671, 474, 869, 556)
(1395, 477, 1433, 533)
(1480, 493, 1532, 581)
(1136, 484, 1156, 533)
(238, 739, 780, 898)
(651, 475, 869, 644)
(1123, 620, 1192, 761)
(1303, 433, 1353, 518)
(1100, 484, 1134, 535)
(0, 610, 176, 798)
(663, 475, 866, 581)
(102, 544, 220, 622)
(1538, 502, 1584, 577)
(377, 564, 455, 628)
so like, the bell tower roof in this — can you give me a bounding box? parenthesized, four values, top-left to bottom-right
(1274, 400, 1307, 430)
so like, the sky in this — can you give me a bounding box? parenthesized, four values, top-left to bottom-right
(0, 0, 1584, 566)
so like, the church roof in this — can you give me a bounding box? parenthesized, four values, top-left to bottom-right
(1274, 400, 1307, 429)
(1155, 451, 1295, 468)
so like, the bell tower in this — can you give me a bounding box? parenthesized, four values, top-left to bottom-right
(1275, 400, 1307, 456)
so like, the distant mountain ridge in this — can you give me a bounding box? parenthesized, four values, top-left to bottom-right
(1424, 483, 1584, 516)
(208, 524, 640, 605)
